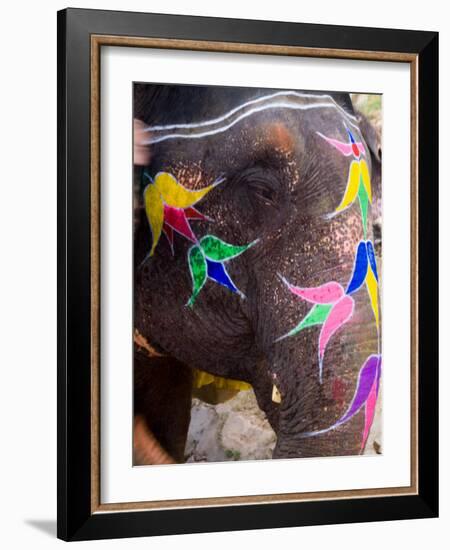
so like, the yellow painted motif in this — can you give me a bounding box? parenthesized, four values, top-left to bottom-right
(144, 183, 164, 257)
(335, 161, 360, 212)
(154, 172, 217, 209)
(365, 267, 379, 329)
(335, 159, 372, 214)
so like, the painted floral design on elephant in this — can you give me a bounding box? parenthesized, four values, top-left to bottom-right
(317, 127, 372, 237)
(143, 171, 222, 256)
(346, 240, 380, 330)
(142, 171, 257, 306)
(277, 238, 379, 380)
(301, 354, 382, 451)
(187, 235, 258, 306)
(277, 265, 381, 448)
(276, 279, 355, 383)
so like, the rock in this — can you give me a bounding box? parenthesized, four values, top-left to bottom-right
(185, 390, 276, 462)
(221, 412, 276, 460)
(185, 399, 227, 462)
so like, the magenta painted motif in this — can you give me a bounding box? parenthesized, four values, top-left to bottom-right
(162, 204, 209, 252)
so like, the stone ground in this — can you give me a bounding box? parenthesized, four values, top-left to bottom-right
(185, 94, 382, 463)
(185, 391, 276, 463)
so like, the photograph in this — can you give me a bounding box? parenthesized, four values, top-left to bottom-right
(132, 84, 383, 465)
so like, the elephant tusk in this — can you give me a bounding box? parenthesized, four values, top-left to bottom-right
(272, 384, 282, 404)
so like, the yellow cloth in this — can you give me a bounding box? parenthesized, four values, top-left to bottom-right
(192, 369, 252, 391)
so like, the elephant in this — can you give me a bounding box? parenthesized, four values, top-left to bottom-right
(133, 84, 382, 463)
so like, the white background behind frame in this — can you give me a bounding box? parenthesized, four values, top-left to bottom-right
(101, 46, 411, 505)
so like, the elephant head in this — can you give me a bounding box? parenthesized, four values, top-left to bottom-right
(134, 84, 381, 460)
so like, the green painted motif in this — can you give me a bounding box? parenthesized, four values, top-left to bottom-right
(285, 303, 333, 338)
(187, 245, 207, 307)
(358, 175, 369, 239)
(200, 235, 254, 262)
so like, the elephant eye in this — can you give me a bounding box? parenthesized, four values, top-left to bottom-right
(239, 168, 280, 208)
(249, 180, 278, 206)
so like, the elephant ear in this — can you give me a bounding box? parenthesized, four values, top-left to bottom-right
(355, 110, 382, 163)
(332, 93, 356, 117)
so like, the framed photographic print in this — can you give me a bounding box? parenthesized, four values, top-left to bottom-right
(57, 8, 438, 541)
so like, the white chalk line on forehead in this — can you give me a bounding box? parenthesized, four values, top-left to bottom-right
(143, 91, 360, 145)
(145, 91, 358, 131)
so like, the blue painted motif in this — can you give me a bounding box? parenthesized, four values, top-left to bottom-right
(206, 258, 238, 293)
(366, 241, 378, 281)
(347, 127, 356, 143)
(346, 241, 368, 294)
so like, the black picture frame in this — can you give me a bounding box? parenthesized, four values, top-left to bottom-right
(57, 7, 438, 541)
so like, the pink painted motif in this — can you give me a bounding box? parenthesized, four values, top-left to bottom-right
(316, 130, 366, 158)
(286, 281, 345, 304)
(318, 295, 355, 375)
(362, 379, 378, 450)
(279, 278, 355, 382)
